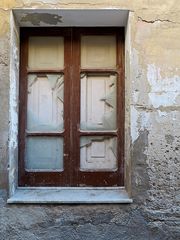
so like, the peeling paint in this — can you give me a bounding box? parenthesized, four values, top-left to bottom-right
(21, 13, 62, 26)
(147, 64, 180, 93)
(147, 64, 180, 108)
(131, 105, 151, 143)
(149, 92, 179, 108)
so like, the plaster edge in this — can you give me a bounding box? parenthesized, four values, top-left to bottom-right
(8, 11, 20, 197)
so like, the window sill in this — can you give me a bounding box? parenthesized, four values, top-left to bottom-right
(7, 187, 132, 204)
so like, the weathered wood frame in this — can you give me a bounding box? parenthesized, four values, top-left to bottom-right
(19, 27, 124, 187)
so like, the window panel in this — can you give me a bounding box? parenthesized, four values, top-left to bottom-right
(19, 28, 124, 187)
(81, 36, 116, 68)
(27, 74, 64, 131)
(25, 137, 64, 171)
(28, 37, 64, 69)
(80, 74, 117, 130)
(80, 136, 117, 170)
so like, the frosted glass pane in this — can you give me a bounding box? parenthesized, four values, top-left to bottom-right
(81, 36, 116, 68)
(28, 37, 64, 69)
(80, 136, 117, 170)
(80, 74, 117, 130)
(27, 74, 64, 131)
(25, 137, 63, 170)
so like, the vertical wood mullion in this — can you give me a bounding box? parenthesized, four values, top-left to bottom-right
(63, 29, 72, 185)
(19, 32, 28, 186)
(69, 27, 76, 186)
(117, 30, 125, 186)
(70, 29, 80, 186)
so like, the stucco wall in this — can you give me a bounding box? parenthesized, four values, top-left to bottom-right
(0, 1, 180, 239)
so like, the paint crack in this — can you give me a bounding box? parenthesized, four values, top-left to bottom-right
(138, 16, 180, 24)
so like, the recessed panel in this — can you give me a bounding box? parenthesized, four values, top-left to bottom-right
(28, 37, 64, 69)
(81, 35, 116, 68)
(80, 74, 117, 130)
(80, 136, 117, 171)
(25, 137, 63, 171)
(27, 74, 64, 131)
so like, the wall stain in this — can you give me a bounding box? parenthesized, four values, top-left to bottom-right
(21, 13, 62, 26)
(165, 134, 174, 145)
(132, 129, 150, 202)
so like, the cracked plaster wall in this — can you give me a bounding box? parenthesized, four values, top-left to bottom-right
(0, 0, 180, 239)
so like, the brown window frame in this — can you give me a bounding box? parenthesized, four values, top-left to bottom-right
(19, 27, 125, 187)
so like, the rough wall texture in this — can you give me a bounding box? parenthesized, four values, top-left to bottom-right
(0, 0, 180, 239)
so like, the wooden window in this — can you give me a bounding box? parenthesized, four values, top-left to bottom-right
(19, 27, 124, 187)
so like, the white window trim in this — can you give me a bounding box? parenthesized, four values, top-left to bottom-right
(7, 187, 132, 204)
(8, 9, 132, 204)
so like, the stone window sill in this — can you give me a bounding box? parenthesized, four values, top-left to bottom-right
(7, 187, 132, 204)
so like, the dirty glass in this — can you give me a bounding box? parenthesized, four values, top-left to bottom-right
(80, 136, 117, 170)
(80, 74, 117, 130)
(25, 137, 63, 170)
(27, 74, 64, 131)
(28, 37, 64, 69)
(81, 35, 116, 68)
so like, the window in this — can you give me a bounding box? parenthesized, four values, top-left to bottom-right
(19, 27, 124, 187)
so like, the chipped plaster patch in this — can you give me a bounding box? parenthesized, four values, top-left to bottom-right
(132, 90, 139, 103)
(147, 64, 180, 108)
(156, 110, 179, 125)
(147, 64, 180, 92)
(21, 13, 62, 26)
(131, 106, 139, 143)
(149, 92, 179, 108)
(131, 104, 151, 143)
(157, 110, 167, 118)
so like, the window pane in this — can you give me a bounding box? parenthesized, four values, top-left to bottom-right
(80, 74, 117, 130)
(27, 74, 64, 131)
(25, 137, 63, 170)
(81, 36, 116, 68)
(28, 37, 64, 69)
(80, 136, 117, 171)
